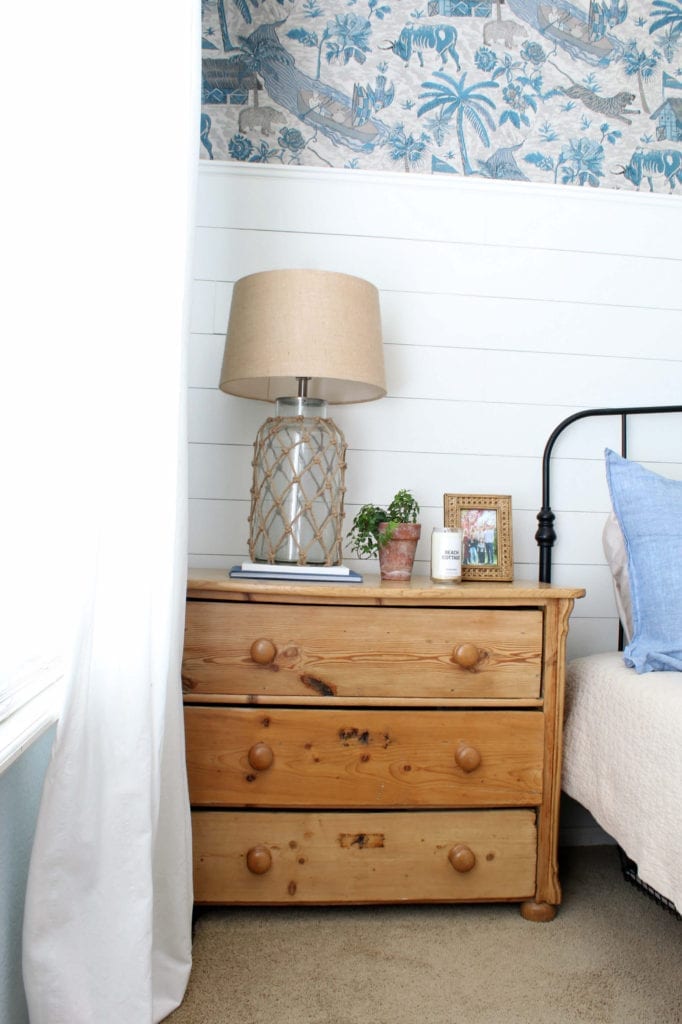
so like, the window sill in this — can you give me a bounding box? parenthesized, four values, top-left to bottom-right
(0, 677, 64, 774)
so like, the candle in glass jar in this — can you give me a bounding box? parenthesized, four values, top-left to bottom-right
(431, 527, 462, 583)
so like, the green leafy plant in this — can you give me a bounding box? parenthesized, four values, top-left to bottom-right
(347, 489, 420, 559)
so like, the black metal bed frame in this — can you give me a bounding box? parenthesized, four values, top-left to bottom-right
(536, 403, 682, 585)
(535, 404, 682, 920)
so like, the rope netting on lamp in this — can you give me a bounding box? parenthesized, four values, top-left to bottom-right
(248, 403, 347, 565)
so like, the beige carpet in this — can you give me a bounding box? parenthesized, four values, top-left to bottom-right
(165, 847, 681, 1024)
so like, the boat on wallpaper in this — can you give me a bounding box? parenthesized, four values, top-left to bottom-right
(296, 86, 384, 147)
(505, 0, 625, 65)
(240, 23, 389, 151)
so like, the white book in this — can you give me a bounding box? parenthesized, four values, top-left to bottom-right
(240, 561, 351, 576)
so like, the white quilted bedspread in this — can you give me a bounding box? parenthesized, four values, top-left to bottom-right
(562, 651, 682, 913)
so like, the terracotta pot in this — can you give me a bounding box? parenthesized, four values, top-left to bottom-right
(377, 522, 421, 582)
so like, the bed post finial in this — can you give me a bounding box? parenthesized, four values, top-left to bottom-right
(536, 507, 556, 584)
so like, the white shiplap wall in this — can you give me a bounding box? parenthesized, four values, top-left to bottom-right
(189, 163, 682, 663)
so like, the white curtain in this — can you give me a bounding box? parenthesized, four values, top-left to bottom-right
(3, 2, 200, 1021)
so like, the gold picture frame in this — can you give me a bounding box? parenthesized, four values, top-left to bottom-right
(443, 494, 514, 581)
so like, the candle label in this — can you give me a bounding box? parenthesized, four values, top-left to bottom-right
(431, 527, 462, 583)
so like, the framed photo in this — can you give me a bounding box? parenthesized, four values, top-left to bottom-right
(443, 494, 513, 581)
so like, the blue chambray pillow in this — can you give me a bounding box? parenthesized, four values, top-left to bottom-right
(605, 448, 682, 673)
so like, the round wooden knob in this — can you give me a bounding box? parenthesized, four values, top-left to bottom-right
(454, 743, 481, 773)
(452, 643, 481, 669)
(448, 844, 476, 873)
(250, 638, 276, 665)
(246, 845, 272, 875)
(248, 742, 274, 771)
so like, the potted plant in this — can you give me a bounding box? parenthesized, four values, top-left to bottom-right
(347, 489, 421, 581)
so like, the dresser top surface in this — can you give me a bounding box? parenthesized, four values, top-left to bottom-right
(187, 570, 585, 606)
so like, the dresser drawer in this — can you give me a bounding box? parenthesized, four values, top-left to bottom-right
(183, 602, 543, 701)
(185, 707, 544, 808)
(192, 809, 537, 904)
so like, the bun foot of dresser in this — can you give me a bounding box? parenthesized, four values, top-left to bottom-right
(519, 900, 557, 922)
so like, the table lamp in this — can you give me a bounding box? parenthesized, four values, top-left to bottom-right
(220, 268, 386, 565)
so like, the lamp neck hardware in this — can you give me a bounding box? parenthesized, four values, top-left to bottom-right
(275, 396, 328, 419)
(296, 376, 311, 399)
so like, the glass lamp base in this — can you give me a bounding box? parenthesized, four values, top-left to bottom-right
(248, 397, 347, 565)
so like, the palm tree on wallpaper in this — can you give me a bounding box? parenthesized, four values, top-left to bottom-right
(621, 41, 661, 114)
(648, 0, 682, 37)
(418, 71, 498, 175)
(388, 124, 430, 171)
(223, 26, 283, 109)
(217, 0, 233, 49)
(653, 23, 682, 62)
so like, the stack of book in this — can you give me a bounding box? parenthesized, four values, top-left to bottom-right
(229, 562, 363, 583)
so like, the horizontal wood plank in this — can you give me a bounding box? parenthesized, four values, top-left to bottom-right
(194, 227, 678, 312)
(196, 166, 681, 261)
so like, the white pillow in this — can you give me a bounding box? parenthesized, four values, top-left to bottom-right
(602, 511, 633, 644)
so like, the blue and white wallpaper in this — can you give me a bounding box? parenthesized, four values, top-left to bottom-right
(201, 0, 682, 192)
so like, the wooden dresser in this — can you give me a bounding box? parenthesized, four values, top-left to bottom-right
(182, 572, 584, 921)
